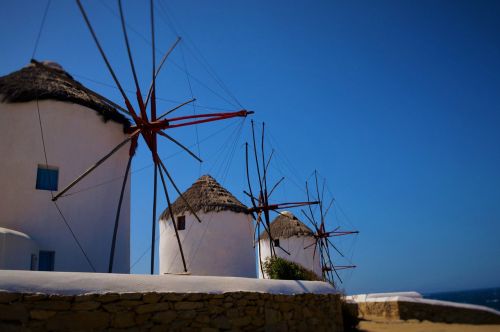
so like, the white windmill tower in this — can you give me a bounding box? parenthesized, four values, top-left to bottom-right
(258, 211, 321, 279)
(159, 175, 256, 277)
(0, 60, 131, 272)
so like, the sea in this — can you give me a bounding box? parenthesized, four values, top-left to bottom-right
(424, 287, 500, 312)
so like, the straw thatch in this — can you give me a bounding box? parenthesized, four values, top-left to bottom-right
(260, 211, 314, 240)
(160, 174, 250, 220)
(0, 60, 129, 130)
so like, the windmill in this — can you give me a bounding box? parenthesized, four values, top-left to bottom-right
(301, 171, 358, 286)
(244, 120, 318, 276)
(51, 0, 253, 274)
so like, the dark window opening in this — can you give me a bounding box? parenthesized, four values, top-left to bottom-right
(273, 239, 280, 247)
(38, 251, 55, 271)
(30, 254, 37, 271)
(36, 165, 59, 191)
(177, 216, 186, 230)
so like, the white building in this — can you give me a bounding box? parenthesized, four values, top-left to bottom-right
(159, 175, 256, 277)
(258, 211, 321, 279)
(0, 60, 131, 273)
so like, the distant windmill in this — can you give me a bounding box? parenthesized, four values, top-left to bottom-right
(244, 120, 318, 276)
(301, 171, 359, 286)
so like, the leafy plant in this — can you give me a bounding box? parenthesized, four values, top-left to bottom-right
(262, 256, 321, 281)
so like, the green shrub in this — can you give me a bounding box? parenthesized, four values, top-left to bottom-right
(262, 256, 321, 281)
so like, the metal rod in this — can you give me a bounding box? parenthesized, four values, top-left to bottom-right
(157, 166, 188, 272)
(53, 131, 138, 201)
(108, 155, 132, 273)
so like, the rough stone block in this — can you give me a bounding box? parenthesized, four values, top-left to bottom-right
(135, 302, 171, 314)
(72, 301, 101, 311)
(143, 292, 162, 304)
(152, 310, 177, 324)
(32, 300, 71, 311)
(112, 311, 136, 328)
(97, 293, 120, 303)
(0, 292, 21, 303)
(46, 311, 110, 330)
(174, 301, 204, 310)
(119, 293, 143, 301)
(30, 310, 57, 320)
(0, 303, 29, 322)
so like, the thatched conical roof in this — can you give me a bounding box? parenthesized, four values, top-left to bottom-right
(0, 60, 129, 129)
(260, 211, 314, 240)
(160, 174, 250, 220)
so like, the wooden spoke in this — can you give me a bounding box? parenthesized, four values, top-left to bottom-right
(267, 176, 284, 198)
(157, 98, 196, 120)
(53, 130, 139, 201)
(108, 155, 132, 273)
(118, 0, 147, 120)
(150, 164, 158, 274)
(276, 245, 291, 256)
(150, 0, 156, 121)
(156, 156, 202, 223)
(75, 0, 138, 119)
(145, 37, 182, 108)
(157, 166, 188, 272)
(158, 131, 202, 162)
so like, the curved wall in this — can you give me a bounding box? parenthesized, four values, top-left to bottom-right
(258, 235, 321, 278)
(0, 100, 130, 273)
(0, 228, 38, 270)
(159, 211, 255, 277)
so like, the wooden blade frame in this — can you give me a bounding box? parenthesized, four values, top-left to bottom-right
(245, 120, 318, 279)
(302, 171, 359, 286)
(68, 0, 254, 274)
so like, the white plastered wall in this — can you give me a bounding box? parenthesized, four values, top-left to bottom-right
(0, 227, 39, 270)
(0, 100, 130, 273)
(258, 235, 321, 279)
(159, 210, 256, 278)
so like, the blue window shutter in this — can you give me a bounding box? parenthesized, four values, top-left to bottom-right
(38, 251, 55, 271)
(36, 165, 58, 191)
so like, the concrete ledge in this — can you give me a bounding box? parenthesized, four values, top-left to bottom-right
(0, 270, 336, 296)
(347, 292, 500, 325)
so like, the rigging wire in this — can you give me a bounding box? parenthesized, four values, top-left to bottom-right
(60, 119, 241, 198)
(73, 73, 237, 112)
(31, 0, 51, 59)
(156, 0, 244, 109)
(35, 97, 96, 272)
(180, 43, 201, 174)
(96, 0, 240, 109)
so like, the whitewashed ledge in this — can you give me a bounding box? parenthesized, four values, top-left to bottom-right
(346, 292, 500, 316)
(0, 270, 337, 296)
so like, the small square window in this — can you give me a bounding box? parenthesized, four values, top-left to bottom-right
(39, 251, 55, 271)
(36, 165, 58, 191)
(177, 216, 186, 230)
(273, 239, 280, 247)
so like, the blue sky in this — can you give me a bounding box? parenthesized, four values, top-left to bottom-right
(1, 0, 499, 294)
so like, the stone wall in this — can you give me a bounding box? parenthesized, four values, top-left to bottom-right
(0, 291, 343, 331)
(352, 301, 500, 325)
